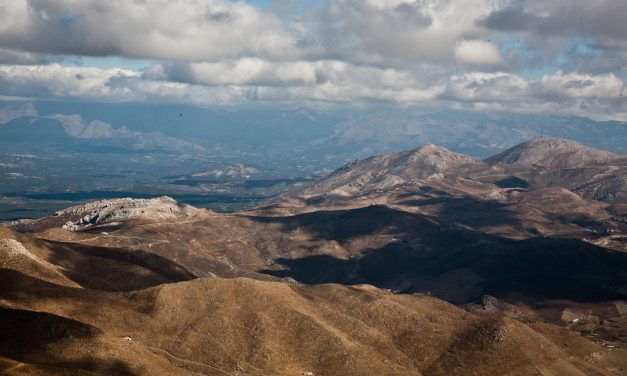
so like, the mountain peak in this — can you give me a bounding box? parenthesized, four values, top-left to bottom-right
(300, 143, 483, 198)
(415, 143, 440, 151)
(409, 143, 455, 157)
(486, 137, 625, 169)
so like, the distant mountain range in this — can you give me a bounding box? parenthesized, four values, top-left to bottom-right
(2, 101, 627, 166)
(0, 104, 202, 154)
(323, 110, 627, 158)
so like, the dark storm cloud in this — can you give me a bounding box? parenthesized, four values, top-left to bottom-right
(479, 1, 627, 40)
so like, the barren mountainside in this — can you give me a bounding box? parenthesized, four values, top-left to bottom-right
(301, 144, 484, 198)
(1, 138, 627, 375)
(1, 225, 626, 375)
(2, 0, 627, 373)
(485, 138, 627, 169)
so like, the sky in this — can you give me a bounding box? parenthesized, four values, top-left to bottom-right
(0, 0, 625, 120)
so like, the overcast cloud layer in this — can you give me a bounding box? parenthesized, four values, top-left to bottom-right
(0, 0, 625, 119)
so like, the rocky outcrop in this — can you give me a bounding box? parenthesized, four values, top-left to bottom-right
(59, 196, 204, 231)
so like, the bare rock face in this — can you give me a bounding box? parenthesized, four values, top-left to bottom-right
(78, 120, 115, 139)
(58, 196, 204, 231)
(483, 138, 627, 203)
(49, 115, 116, 139)
(0, 102, 38, 125)
(485, 137, 627, 169)
(301, 144, 484, 197)
(192, 163, 262, 179)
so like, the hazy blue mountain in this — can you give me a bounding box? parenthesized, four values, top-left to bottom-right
(3, 101, 626, 163)
(0, 102, 37, 124)
(322, 110, 627, 159)
(15, 101, 347, 147)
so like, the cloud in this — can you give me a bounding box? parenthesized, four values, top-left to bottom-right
(541, 71, 624, 99)
(0, 48, 41, 65)
(0, 61, 446, 105)
(447, 72, 528, 101)
(2, 63, 624, 120)
(454, 40, 504, 65)
(441, 70, 626, 119)
(478, 0, 627, 73)
(0, 0, 624, 71)
(147, 59, 435, 92)
(0, 64, 139, 99)
(479, 0, 627, 41)
(446, 70, 625, 103)
(313, 0, 497, 65)
(0, 0, 500, 66)
(0, 0, 298, 61)
(0, 0, 625, 120)
(149, 58, 451, 104)
(0, 47, 60, 65)
(149, 59, 322, 87)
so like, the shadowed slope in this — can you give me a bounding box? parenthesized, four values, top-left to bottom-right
(0, 227, 196, 291)
(255, 206, 627, 303)
(2, 263, 624, 376)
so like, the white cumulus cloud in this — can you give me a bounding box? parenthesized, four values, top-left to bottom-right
(454, 40, 504, 65)
(0, 0, 625, 119)
(541, 71, 624, 99)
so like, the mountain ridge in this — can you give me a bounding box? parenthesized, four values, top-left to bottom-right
(300, 143, 484, 199)
(485, 137, 627, 169)
(2, 136, 627, 375)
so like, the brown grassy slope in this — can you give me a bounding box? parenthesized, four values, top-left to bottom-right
(2, 270, 625, 376)
(18, 201, 627, 351)
(1, 230, 626, 375)
(0, 227, 196, 291)
(32, 205, 627, 304)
